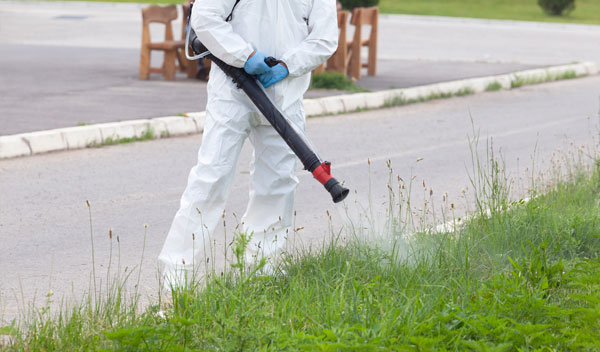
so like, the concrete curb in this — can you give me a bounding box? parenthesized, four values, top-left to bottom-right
(302, 61, 597, 116)
(0, 113, 206, 159)
(0, 62, 596, 160)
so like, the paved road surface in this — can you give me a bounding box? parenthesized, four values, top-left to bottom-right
(3, 1, 599, 63)
(379, 15, 600, 65)
(1, 76, 599, 323)
(7, 1, 600, 134)
(0, 43, 535, 135)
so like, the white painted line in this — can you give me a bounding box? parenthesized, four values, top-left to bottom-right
(0, 62, 595, 160)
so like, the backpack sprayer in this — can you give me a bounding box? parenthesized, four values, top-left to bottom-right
(184, 8, 349, 203)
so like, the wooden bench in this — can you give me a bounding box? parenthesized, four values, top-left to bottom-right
(313, 10, 350, 75)
(327, 10, 351, 74)
(139, 5, 187, 80)
(348, 6, 379, 79)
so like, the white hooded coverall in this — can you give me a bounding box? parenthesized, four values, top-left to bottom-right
(158, 0, 339, 280)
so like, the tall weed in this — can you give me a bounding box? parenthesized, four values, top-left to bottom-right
(3, 132, 600, 350)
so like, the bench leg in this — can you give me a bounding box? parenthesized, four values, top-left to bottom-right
(139, 46, 151, 80)
(164, 49, 176, 81)
(367, 43, 377, 76)
(349, 45, 361, 80)
(186, 46, 198, 78)
(176, 48, 187, 72)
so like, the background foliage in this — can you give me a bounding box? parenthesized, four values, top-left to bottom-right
(339, 0, 380, 10)
(538, 0, 576, 15)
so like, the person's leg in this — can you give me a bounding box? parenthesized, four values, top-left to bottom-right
(158, 99, 251, 286)
(242, 102, 306, 268)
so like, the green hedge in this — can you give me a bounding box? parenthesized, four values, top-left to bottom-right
(339, 0, 379, 10)
(538, 0, 575, 15)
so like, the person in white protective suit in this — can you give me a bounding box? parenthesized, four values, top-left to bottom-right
(158, 0, 339, 285)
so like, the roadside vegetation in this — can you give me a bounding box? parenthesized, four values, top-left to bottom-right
(88, 125, 158, 148)
(510, 70, 578, 88)
(381, 69, 582, 110)
(379, 0, 600, 25)
(2, 133, 599, 350)
(485, 81, 503, 91)
(382, 87, 475, 109)
(311, 72, 370, 92)
(86, 125, 173, 148)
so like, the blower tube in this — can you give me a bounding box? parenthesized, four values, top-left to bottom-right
(188, 28, 349, 203)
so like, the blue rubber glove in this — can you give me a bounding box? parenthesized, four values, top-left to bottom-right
(244, 51, 270, 75)
(258, 63, 289, 88)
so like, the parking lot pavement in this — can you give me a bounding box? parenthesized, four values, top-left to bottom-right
(0, 1, 549, 135)
(0, 42, 538, 135)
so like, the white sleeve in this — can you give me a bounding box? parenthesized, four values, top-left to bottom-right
(191, 0, 255, 68)
(280, 0, 339, 77)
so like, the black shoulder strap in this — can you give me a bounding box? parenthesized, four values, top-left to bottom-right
(226, 0, 241, 22)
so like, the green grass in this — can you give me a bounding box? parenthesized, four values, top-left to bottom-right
(511, 70, 579, 88)
(379, 0, 600, 25)
(381, 70, 580, 110)
(485, 81, 503, 91)
(383, 87, 475, 108)
(453, 87, 474, 96)
(49, 0, 600, 24)
(311, 72, 370, 93)
(51, 0, 183, 4)
(88, 125, 156, 147)
(3, 141, 600, 350)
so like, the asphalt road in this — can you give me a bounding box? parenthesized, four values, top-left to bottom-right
(3, 1, 599, 63)
(1, 76, 599, 323)
(0, 43, 535, 135)
(379, 15, 600, 65)
(8, 1, 600, 134)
